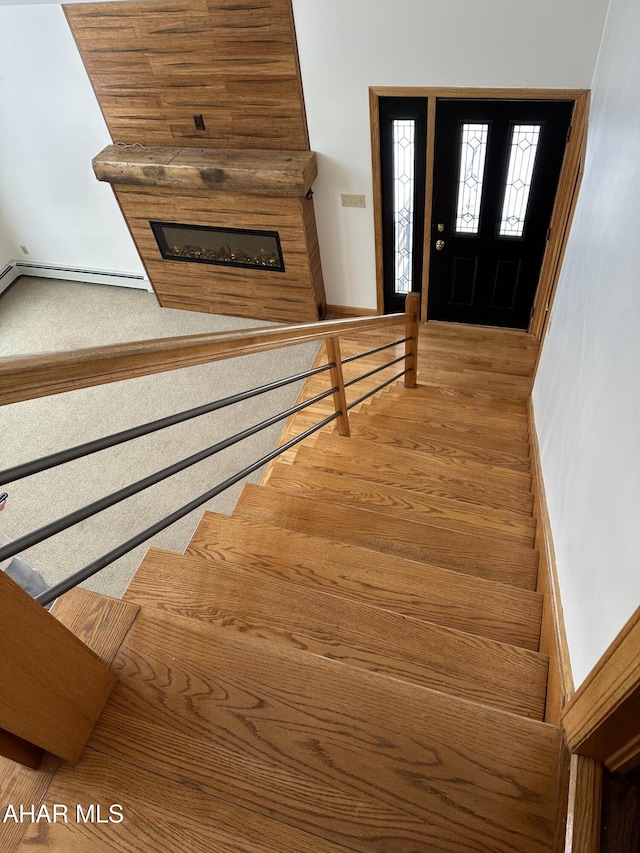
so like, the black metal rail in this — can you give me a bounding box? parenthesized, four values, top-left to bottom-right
(347, 370, 408, 410)
(0, 363, 333, 485)
(35, 410, 340, 607)
(2, 329, 415, 607)
(344, 353, 407, 388)
(341, 336, 409, 364)
(0, 385, 337, 565)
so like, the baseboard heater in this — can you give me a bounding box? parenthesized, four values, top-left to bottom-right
(0, 261, 151, 295)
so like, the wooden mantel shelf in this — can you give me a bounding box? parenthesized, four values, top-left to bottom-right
(92, 145, 318, 197)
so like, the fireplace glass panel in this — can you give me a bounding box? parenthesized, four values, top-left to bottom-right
(150, 221, 285, 272)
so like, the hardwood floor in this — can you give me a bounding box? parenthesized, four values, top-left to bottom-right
(9, 321, 568, 852)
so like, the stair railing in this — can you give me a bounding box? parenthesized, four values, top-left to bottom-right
(0, 292, 419, 768)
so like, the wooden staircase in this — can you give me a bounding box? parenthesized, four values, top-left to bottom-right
(5, 323, 566, 852)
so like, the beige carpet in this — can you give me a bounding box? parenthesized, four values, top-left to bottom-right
(0, 277, 319, 598)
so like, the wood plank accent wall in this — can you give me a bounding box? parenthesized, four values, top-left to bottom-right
(64, 0, 309, 151)
(114, 184, 325, 322)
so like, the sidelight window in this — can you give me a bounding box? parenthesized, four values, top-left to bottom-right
(392, 119, 417, 294)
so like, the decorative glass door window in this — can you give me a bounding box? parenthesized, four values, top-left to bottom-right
(499, 125, 541, 237)
(455, 123, 489, 234)
(392, 119, 416, 294)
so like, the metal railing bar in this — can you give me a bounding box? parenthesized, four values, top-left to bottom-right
(341, 337, 410, 364)
(0, 385, 338, 564)
(346, 370, 408, 411)
(0, 363, 334, 486)
(343, 353, 407, 388)
(35, 409, 341, 606)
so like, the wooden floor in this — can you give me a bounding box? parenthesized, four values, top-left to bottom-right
(3, 321, 569, 853)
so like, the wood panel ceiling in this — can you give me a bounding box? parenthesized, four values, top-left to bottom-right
(64, 0, 309, 150)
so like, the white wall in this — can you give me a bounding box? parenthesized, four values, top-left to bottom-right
(533, 0, 639, 688)
(292, 0, 609, 308)
(0, 221, 17, 266)
(0, 4, 144, 277)
(0, 1, 609, 303)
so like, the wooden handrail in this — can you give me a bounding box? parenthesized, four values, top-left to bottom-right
(0, 307, 417, 406)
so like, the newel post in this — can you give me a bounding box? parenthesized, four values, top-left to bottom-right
(325, 336, 350, 437)
(404, 292, 421, 388)
(0, 571, 116, 768)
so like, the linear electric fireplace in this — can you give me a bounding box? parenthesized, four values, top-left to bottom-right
(150, 221, 285, 272)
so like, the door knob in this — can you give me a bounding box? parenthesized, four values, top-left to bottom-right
(435, 239, 445, 251)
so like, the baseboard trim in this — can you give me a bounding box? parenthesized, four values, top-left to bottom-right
(528, 399, 574, 724)
(0, 260, 151, 293)
(528, 400, 604, 851)
(326, 303, 379, 319)
(0, 262, 21, 296)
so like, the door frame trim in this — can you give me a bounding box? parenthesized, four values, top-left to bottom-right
(369, 87, 590, 341)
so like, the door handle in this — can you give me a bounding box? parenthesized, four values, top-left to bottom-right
(435, 240, 445, 251)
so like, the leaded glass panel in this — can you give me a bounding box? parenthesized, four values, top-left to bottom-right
(499, 125, 541, 237)
(392, 119, 416, 295)
(455, 123, 489, 234)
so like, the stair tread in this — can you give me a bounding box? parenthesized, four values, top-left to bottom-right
(382, 382, 529, 427)
(187, 513, 544, 651)
(411, 369, 531, 402)
(296, 435, 534, 515)
(411, 344, 535, 376)
(235, 484, 539, 589)
(393, 380, 529, 413)
(369, 401, 531, 456)
(87, 607, 560, 853)
(126, 549, 547, 719)
(347, 419, 532, 487)
(378, 386, 530, 427)
(418, 321, 538, 350)
(19, 749, 352, 853)
(267, 462, 535, 547)
(358, 412, 530, 477)
(357, 406, 531, 470)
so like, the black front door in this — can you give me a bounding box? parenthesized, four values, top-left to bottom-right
(427, 99, 573, 329)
